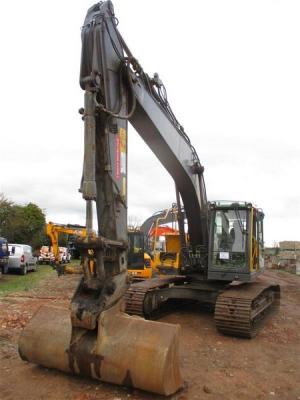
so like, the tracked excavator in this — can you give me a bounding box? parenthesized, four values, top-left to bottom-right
(127, 228, 153, 280)
(46, 222, 88, 274)
(18, 1, 280, 396)
(148, 206, 181, 275)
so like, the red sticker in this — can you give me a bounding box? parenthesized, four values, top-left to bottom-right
(115, 135, 120, 179)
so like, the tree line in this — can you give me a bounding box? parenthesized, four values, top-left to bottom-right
(0, 193, 47, 250)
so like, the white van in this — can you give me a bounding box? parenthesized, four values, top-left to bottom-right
(8, 244, 37, 275)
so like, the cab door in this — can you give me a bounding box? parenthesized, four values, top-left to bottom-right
(256, 212, 264, 271)
(250, 209, 264, 272)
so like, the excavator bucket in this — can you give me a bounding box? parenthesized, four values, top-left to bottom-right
(64, 264, 83, 274)
(19, 303, 183, 396)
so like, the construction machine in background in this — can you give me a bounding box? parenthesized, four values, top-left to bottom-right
(19, 1, 280, 396)
(127, 220, 179, 280)
(152, 230, 181, 275)
(148, 206, 181, 275)
(46, 222, 87, 274)
(47, 222, 153, 278)
(127, 228, 153, 280)
(46, 221, 153, 278)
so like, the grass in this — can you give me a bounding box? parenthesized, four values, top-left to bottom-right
(0, 265, 55, 296)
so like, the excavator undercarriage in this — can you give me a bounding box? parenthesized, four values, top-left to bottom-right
(125, 277, 280, 338)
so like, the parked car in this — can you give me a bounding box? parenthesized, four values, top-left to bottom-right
(8, 244, 37, 275)
(0, 237, 9, 274)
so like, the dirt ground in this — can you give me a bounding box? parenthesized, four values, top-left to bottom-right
(0, 269, 299, 400)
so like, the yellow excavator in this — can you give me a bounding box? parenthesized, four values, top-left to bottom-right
(149, 206, 181, 275)
(127, 228, 153, 280)
(46, 222, 88, 274)
(128, 206, 181, 278)
(127, 212, 180, 279)
(19, 1, 280, 396)
(152, 231, 181, 275)
(47, 222, 152, 279)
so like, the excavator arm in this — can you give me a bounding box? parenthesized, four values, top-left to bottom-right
(80, 1, 208, 271)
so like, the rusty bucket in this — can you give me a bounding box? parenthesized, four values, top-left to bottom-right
(19, 304, 183, 396)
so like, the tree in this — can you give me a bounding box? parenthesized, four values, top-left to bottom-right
(0, 194, 46, 250)
(272, 241, 280, 255)
(128, 215, 141, 229)
(0, 193, 14, 237)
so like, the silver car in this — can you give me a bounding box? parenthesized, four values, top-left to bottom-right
(8, 244, 37, 275)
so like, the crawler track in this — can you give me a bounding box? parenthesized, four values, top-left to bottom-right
(126, 278, 281, 339)
(214, 282, 280, 338)
(125, 276, 185, 316)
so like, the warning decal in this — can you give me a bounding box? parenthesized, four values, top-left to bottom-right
(115, 135, 120, 179)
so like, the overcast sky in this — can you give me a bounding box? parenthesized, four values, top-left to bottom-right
(0, 0, 299, 246)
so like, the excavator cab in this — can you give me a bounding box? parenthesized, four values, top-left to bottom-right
(208, 201, 264, 282)
(127, 230, 153, 280)
(152, 233, 181, 276)
(128, 230, 144, 265)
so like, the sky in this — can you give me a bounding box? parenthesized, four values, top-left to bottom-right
(0, 0, 299, 246)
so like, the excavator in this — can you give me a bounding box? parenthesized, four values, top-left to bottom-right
(151, 227, 181, 276)
(18, 1, 280, 396)
(46, 222, 87, 274)
(149, 206, 181, 275)
(127, 227, 153, 280)
(47, 221, 153, 278)
(127, 220, 179, 280)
